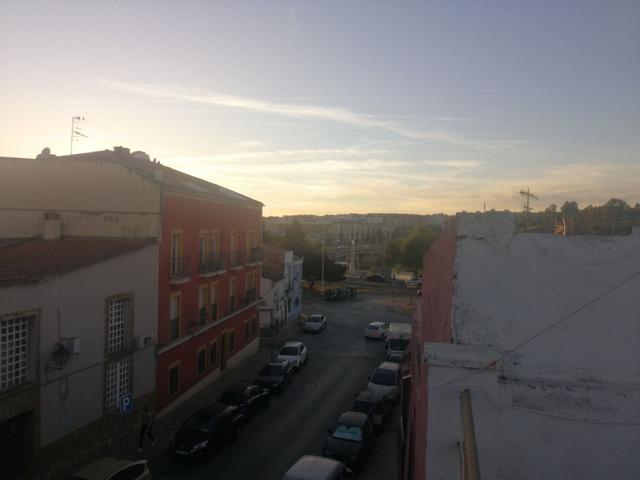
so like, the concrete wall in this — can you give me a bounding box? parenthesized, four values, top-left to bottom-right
(0, 156, 160, 238)
(0, 243, 158, 446)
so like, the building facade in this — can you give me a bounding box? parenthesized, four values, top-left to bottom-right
(259, 245, 303, 330)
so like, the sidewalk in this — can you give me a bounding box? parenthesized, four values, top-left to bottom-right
(360, 406, 402, 480)
(138, 317, 304, 467)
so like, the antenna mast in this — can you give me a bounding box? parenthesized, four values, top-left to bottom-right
(519, 187, 538, 231)
(70, 116, 88, 154)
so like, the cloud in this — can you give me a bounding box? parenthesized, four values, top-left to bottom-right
(100, 79, 525, 149)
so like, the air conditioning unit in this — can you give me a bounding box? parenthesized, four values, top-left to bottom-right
(59, 337, 80, 355)
(135, 333, 154, 349)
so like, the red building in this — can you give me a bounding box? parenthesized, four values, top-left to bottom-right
(115, 151, 263, 412)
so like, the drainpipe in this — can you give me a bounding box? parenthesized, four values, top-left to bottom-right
(459, 389, 481, 480)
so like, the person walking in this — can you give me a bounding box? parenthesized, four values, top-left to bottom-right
(138, 406, 156, 452)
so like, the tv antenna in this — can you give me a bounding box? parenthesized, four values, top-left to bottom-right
(70, 116, 88, 154)
(519, 187, 538, 231)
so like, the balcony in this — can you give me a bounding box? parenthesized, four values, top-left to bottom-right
(198, 252, 226, 276)
(169, 256, 190, 284)
(248, 247, 262, 264)
(241, 289, 258, 307)
(229, 250, 245, 269)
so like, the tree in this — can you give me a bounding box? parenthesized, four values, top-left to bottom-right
(280, 221, 310, 256)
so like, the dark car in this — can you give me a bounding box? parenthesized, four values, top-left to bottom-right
(364, 274, 385, 282)
(170, 403, 244, 461)
(323, 411, 376, 471)
(255, 361, 293, 393)
(352, 390, 393, 431)
(219, 383, 270, 420)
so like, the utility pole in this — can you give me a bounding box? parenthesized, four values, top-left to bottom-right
(519, 187, 538, 232)
(70, 116, 87, 154)
(321, 236, 325, 294)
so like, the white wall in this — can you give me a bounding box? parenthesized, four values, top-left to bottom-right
(0, 244, 158, 446)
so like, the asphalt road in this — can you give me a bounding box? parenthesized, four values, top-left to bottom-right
(151, 290, 411, 480)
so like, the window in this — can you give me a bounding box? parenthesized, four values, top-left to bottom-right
(168, 363, 180, 397)
(197, 347, 206, 375)
(210, 230, 220, 254)
(209, 340, 218, 367)
(229, 278, 236, 312)
(199, 230, 209, 267)
(105, 356, 130, 411)
(107, 296, 130, 354)
(169, 293, 181, 341)
(228, 330, 235, 353)
(251, 316, 257, 337)
(170, 230, 183, 276)
(198, 285, 208, 326)
(210, 283, 218, 321)
(244, 321, 250, 340)
(0, 315, 30, 391)
(230, 231, 238, 266)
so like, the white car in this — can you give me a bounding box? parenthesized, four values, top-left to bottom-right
(303, 314, 327, 333)
(277, 341, 308, 371)
(367, 361, 401, 402)
(364, 322, 389, 339)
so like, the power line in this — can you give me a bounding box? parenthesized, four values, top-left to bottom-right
(428, 269, 640, 391)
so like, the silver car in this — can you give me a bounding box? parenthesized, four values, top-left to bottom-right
(303, 314, 327, 333)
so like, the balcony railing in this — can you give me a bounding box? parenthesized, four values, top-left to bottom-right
(198, 252, 226, 274)
(210, 303, 218, 322)
(198, 309, 208, 326)
(170, 256, 190, 280)
(229, 250, 245, 269)
(229, 295, 236, 313)
(248, 247, 262, 264)
(241, 289, 258, 306)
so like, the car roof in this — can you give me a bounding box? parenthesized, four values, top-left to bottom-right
(336, 410, 369, 427)
(282, 455, 344, 480)
(355, 390, 385, 403)
(282, 341, 303, 348)
(224, 383, 254, 394)
(197, 402, 233, 416)
(308, 313, 324, 318)
(367, 322, 386, 327)
(375, 361, 401, 372)
(70, 457, 144, 479)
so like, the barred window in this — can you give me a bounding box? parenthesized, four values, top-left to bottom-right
(107, 297, 129, 354)
(0, 316, 30, 391)
(105, 356, 130, 411)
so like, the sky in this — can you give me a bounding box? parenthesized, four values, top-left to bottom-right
(1, 1, 638, 216)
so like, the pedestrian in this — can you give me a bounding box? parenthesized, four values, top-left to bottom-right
(138, 405, 156, 452)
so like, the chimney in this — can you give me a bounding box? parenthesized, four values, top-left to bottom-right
(42, 212, 62, 240)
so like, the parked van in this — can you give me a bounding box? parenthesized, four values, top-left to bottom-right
(386, 323, 411, 362)
(281, 455, 354, 480)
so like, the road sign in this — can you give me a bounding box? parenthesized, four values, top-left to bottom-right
(120, 393, 133, 415)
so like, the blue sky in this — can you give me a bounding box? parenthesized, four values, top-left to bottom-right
(1, 1, 638, 215)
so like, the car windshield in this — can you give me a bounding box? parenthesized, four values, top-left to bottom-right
(260, 364, 283, 376)
(367, 325, 379, 331)
(308, 316, 322, 323)
(280, 346, 299, 356)
(352, 400, 373, 413)
(371, 368, 396, 386)
(185, 411, 215, 432)
(389, 338, 409, 350)
(331, 424, 363, 442)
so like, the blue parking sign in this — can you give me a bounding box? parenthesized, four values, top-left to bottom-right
(120, 393, 133, 415)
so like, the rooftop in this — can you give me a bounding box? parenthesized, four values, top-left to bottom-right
(0, 237, 155, 286)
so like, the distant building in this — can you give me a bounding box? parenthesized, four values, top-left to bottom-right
(259, 244, 303, 330)
(407, 213, 640, 479)
(0, 236, 157, 479)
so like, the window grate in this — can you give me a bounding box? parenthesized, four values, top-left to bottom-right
(105, 356, 130, 411)
(107, 297, 129, 354)
(0, 316, 29, 391)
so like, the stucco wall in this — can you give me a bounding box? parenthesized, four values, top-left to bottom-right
(0, 156, 160, 238)
(0, 243, 158, 446)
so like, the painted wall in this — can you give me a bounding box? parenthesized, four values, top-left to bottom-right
(0, 156, 160, 239)
(0, 243, 158, 446)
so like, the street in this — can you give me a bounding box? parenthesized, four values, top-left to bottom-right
(150, 285, 411, 480)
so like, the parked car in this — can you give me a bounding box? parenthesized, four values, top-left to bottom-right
(218, 383, 270, 420)
(303, 314, 327, 333)
(352, 390, 393, 431)
(277, 341, 308, 371)
(282, 455, 355, 480)
(367, 361, 401, 402)
(255, 361, 293, 393)
(323, 411, 377, 471)
(363, 321, 389, 340)
(364, 274, 385, 282)
(67, 457, 151, 480)
(170, 403, 244, 461)
(405, 277, 421, 288)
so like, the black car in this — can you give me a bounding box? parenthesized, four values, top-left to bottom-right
(323, 411, 376, 471)
(352, 390, 393, 431)
(364, 274, 385, 282)
(219, 383, 270, 420)
(170, 403, 244, 461)
(255, 361, 293, 394)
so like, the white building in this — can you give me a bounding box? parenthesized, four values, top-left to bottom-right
(259, 244, 303, 330)
(0, 236, 157, 479)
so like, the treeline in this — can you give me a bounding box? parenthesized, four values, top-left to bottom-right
(519, 198, 640, 235)
(384, 225, 441, 273)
